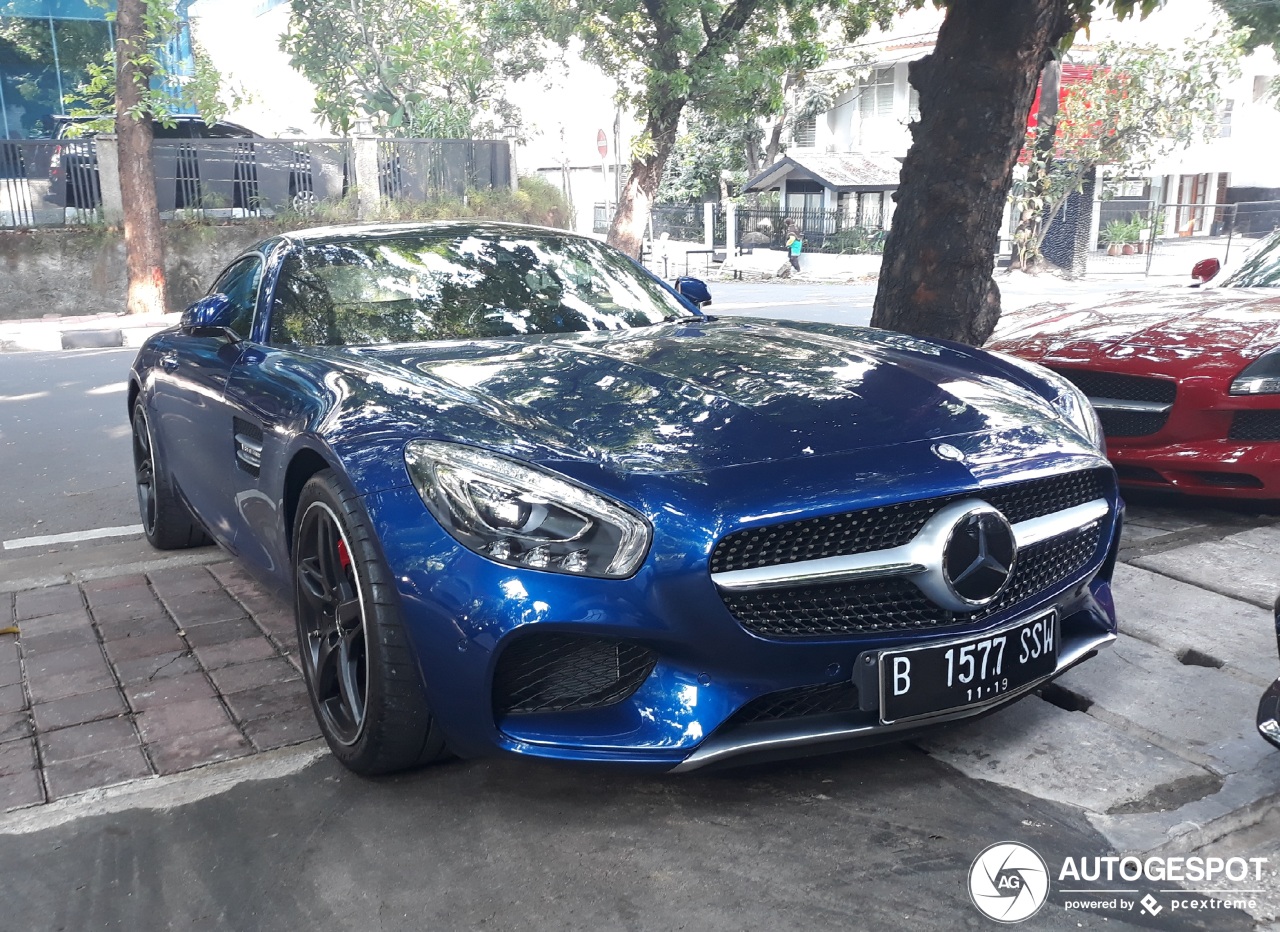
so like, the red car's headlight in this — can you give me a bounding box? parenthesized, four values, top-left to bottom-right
(1231, 350, 1280, 395)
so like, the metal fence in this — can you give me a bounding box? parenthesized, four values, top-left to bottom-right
(1, 135, 515, 229)
(735, 206, 887, 255)
(1087, 200, 1280, 276)
(148, 138, 351, 217)
(378, 139, 511, 201)
(1, 139, 100, 229)
(632, 203, 888, 256)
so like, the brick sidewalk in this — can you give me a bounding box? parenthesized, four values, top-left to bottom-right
(0, 563, 319, 811)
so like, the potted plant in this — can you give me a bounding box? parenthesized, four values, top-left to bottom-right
(1102, 219, 1130, 256)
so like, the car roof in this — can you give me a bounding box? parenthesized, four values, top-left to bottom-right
(52, 114, 256, 136)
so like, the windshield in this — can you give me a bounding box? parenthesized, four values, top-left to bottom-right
(1221, 230, 1280, 288)
(269, 229, 695, 346)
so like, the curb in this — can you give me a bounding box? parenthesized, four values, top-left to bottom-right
(0, 313, 178, 353)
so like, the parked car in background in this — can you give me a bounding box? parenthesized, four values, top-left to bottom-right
(129, 221, 1121, 776)
(988, 229, 1280, 499)
(50, 115, 324, 213)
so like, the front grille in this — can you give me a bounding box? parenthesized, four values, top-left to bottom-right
(1114, 465, 1169, 484)
(1229, 411, 1280, 441)
(1192, 471, 1264, 489)
(727, 682, 861, 726)
(723, 524, 1102, 639)
(1051, 368, 1177, 404)
(492, 633, 656, 715)
(1097, 409, 1169, 438)
(710, 470, 1106, 575)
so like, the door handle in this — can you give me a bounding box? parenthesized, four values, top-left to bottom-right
(159, 352, 179, 370)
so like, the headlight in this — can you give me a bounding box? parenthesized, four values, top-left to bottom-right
(404, 440, 651, 578)
(989, 351, 1106, 453)
(1231, 349, 1280, 395)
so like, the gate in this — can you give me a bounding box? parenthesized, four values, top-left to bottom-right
(1086, 199, 1280, 278)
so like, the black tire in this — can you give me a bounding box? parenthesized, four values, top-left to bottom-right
(131, 403, 211, 550)
(292, 469, 448, 775)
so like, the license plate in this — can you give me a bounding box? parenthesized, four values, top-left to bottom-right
(878, 610, 1058, 724)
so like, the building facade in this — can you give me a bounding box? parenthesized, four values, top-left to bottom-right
(1, 0, 197, 139)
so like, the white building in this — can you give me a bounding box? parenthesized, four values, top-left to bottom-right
(779, 0, 1280, 250)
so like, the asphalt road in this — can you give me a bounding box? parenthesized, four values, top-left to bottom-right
(0, 347, 137, 546)
(0, 740, 1254, 931)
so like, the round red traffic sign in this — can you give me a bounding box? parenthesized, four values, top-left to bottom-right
(597, 129, 608, 158)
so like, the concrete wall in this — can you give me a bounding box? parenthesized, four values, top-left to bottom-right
(0, 223, 286, 321)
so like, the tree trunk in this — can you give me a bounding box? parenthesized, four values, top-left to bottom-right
(871, 0, 1072, 345)
(606, 98, 684, 258)
(115, 0, 167, 316)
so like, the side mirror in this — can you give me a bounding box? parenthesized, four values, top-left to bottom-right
(674, 276, 712, 308)
(181, 293, 237, 338)
(1191, 258, 1221, 285)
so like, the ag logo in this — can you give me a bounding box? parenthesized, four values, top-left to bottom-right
(968, 841, 1050, 923)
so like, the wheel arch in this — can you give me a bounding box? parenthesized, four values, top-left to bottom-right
(127, 377, 141, 418)
(283, 446, 334, 556)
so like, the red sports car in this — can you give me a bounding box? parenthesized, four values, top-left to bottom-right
(988, 230, 1280, 499)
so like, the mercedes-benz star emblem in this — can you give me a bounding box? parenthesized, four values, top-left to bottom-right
(943, 506, 1016, 606)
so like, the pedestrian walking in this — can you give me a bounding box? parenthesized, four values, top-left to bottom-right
(786, 229, 803, 272)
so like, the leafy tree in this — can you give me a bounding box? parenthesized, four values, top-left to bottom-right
(517, 0, 900, 257)
(280, 0, 543, 137)
(1012, 32, 1245, 270)
(657, 114, 757, 203)
(869, 0, 1171, 345)
(1214, 0, 1280, 103)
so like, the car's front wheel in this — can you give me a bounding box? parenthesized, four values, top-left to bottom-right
(131, 403, 211, 550)
(293, 470, 449, 775)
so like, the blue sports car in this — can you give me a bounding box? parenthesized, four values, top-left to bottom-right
(128, 221, 1122, 775)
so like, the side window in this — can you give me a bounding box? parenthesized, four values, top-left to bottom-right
(211, 257, 263, 340)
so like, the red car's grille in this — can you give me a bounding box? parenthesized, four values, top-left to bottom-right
(1229, 411, 1280, 442)
(1050, 368, 1177, 404)
(1097, 409, 1169, 438)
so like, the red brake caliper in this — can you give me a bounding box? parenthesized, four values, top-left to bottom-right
(337, 538, 351, 570)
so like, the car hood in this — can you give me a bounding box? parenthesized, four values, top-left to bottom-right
(989, 288, 1280, 364)
(313, 318, 1075, 475)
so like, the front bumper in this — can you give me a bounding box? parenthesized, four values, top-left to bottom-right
(1111, 438, 1280, 499)
(362, 464, 1122, 772)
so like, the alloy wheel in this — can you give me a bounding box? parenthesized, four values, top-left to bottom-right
(296, 500, 369, 745)
(131, 407, 157, 536)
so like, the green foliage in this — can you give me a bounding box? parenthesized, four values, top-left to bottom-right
(514, 0, 900, 155)
(1213, 0, 1280, 56)
(827, 225, 886, 254)
(1100, 215, 1142, 245)
(281, 0, 543, 137)
(291, 175, 571, 229)
(657, 114, 758, 203)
